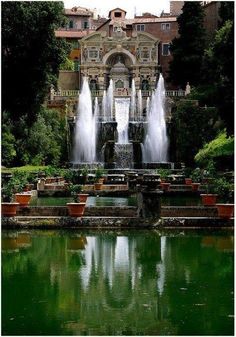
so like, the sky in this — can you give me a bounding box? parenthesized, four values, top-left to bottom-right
(63, 0, 170, 18)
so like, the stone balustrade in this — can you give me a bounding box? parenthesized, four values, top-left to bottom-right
(51, 89, 186, 99)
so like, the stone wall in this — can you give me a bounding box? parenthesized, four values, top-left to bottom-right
(58, 71, 80, 90)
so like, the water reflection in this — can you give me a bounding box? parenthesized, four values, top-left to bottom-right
(2, 232, 32, 252)
(2, 230, 234, 336)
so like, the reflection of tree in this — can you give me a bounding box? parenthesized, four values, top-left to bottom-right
(163, 235, 234, 336)
(136, 235, 161, 278)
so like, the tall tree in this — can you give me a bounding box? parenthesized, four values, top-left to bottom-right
(2, 1, 69, 126)
(168, 2, 205, 88)
(202, 2, 234, 135)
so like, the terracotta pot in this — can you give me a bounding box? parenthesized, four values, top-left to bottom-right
(191, 183, 200, 191)
(98, 178, 104, 184)
(78, 193, 89, 203)
(67, 202, 86, 217)
(216, 204, 234, 220)
(94, 182, 103, 190)
(185, 178, 192, 185)
(200, 194, 218, 206)
(1, 202, 19, 217)
(2, 237, 19, 251)
(15, 193, 31, 207)
(160, 182, 171, 191)
(67, 237, 85, 250)
(16, 233, 31, 248)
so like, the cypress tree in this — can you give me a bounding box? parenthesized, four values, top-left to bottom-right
(168, 2, 206, 88)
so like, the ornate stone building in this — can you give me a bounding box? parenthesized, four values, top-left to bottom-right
(80, 28, 159, 92)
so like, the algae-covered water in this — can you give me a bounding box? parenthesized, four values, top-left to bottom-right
(2, 230, 234, 336)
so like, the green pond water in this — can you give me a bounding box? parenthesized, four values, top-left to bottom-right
(2, 230, 234, 336)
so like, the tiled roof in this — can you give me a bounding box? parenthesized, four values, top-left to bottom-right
(65, 7, 93, 16)
(109, 17, 177, 25)
(55, 30, 95, 38)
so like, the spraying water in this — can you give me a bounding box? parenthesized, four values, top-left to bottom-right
(137, 89, 143, 121)
(130, 79, 136, 121)
(102, 90, 107, 122)
(73, 77, 96, 163)
(146, 97, 150, 120)
(143, 74, 168, 162)
(106, 79, 114, 121)
(115, 98, 130, 144)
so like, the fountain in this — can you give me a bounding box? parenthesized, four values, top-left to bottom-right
(72, 74, 169, 169)
(114, 97, 133, 168)
(142, 74, 168, 163)
(106, 79, 114, 121)
(73, 77, 97, 163)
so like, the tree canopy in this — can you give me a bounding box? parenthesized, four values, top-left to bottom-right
(168, 2, 205, 88)
(2, 1, 70, 126)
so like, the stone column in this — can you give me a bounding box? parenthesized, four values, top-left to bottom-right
(137, 189, 163, 218)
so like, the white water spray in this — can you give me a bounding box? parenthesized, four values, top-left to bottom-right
(106, 79, 114, 121)
(130, 79, 136, 121)
(143, 74, 168, 162)
(115, 98, 130, 144)
(137, 89, 143, 121)
(102, 90, 107, 122)
(73, 77, 96, 163)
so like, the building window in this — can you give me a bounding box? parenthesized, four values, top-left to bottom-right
(114, 12, 122, 17)
(83, 21, 89, 29)
(69, 20, 74, 29)
(141, 80, 149, 90)
(161, 23, 171, 30)
(90, 79, 98, 91)
(162, 43, 170, 56)
(140, 50, 149, 60)
(136, 24, 145, 31)
(115, 80, 124, 88)
(88, 50, 98, 59)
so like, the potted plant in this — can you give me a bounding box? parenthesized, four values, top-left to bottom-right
(9, 171, 32, 207)
(80, 167, 89, 185)
(67, 184, 86, 217)
(190, 168, 202, 191)
(156, 169, 171, 191)
(1, 179, 19, 217)
(215, 177, 234, 219)
(200, 162, 218, 206)
(94, 167, 105, 190)
(184, 167, 192, 185)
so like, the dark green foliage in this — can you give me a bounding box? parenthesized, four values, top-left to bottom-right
(219, 2, 234, 23)
(190, 168, 202, 183)
(155, 169, 171, 179)
(172, 101, 218, 166)
(2, 111, 16, 167)
(2, 1, 70, 126)
(213, 177, 233, 203)
(168, 2, 205, 87)
(202, 19, 234, 135)
(194, 130, 234, 166)
(67, 184, 82, 202)
(24, 108, 67, 166)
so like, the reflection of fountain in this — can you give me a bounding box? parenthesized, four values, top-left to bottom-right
(143, 74, 168, 162)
